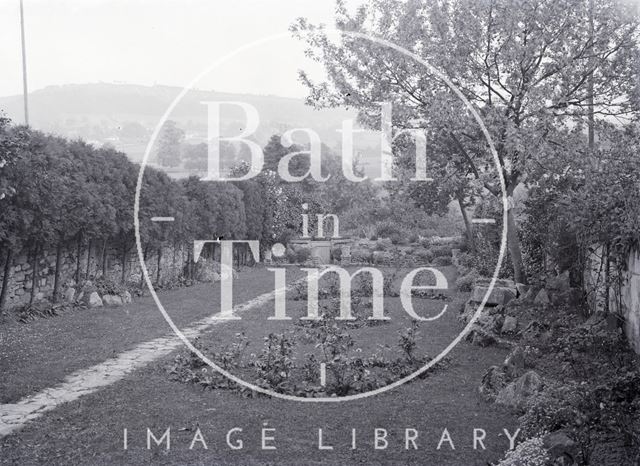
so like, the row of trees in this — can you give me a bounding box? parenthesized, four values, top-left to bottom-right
(0, 117, 386, 312)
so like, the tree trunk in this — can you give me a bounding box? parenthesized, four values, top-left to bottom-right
(85, 239, 92, 281)
(457, 194, 474, 252)
(604, 243, 610, 313)
(101, 239, 108, 277)
(75, 233, 83, 284)
(156, 247, 162, 285)
(121, 248, 127, 284)
(139, 245, 149, 290)
(29, 245, 40, 306)
(52, 242, 63, 303)
(187, 243, 194, 280)
(172, 243, 177, 266)
(0, 249, 14, 313)
(506, 207, 527, 285)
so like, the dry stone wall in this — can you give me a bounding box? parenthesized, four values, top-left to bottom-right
(0, 243, 188, 309)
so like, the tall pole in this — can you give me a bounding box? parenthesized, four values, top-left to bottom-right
(587, 0, 594, 149)
(19, 0, 29, 126)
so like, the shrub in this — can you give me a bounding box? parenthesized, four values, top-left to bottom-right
(398, 322, 420, 362)
(285, 247, 297, 263)
(414, 249, 434, 264)
(351, 249, 373, 263)
(455, 272, 478, 292)
(408, 233, 419, 244)
(295, 247, 311, 263)
(457, 252, 476, 269)
(167, 335, 249, 391)
(286, 246, 311, 264)
(390, 233, 402, 245)
(375, 238, 393, 251)
(375, 221, 402, 239)
(16, 301, 71, 323)
(520, 382, 587, 438)
(331, 247, 342, 262)
(433, 255, 452, 266)
(431, 245, 453, 258)
(253, 333, 295, 391)
(497, 435, 549, 466)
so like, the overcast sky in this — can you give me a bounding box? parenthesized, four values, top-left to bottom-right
(0, 0, 362, 98)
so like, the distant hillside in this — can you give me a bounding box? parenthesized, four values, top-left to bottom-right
(0, 83, 380, 172)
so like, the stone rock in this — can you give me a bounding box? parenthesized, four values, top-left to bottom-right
(478, 365, 507, 401)
(122, 291, 132, 304)
(501, 315, 518, 334)
(86, 291, 103, 308)
(503, 346, 526, 378)
(467, 327, 497, 347)
(516, 283, 530, 298)
(80, 280, 95, 291)
(471, 286, 516, 306)
(521, 320, 551, 343)
(543, 431, 577, 462)
(63, 287, 76, 303)
(476, 313, 503, 333)
(197, 267, 221, 283)
(459, 301, 476, 324)
(102, 294, 123, 306)
(534, 288, 550, 306)
(546, 270, 571, 292)
(495, 370, 543, 410)
(522, 286, 537, 303)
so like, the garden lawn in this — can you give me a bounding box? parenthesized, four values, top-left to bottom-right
(0, 266, 304, 404)
(0, 265, 519, 465)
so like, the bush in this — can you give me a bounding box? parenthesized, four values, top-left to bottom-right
(331, 247, 342, 262)
(431, 245, 453, 258)
(375, 238, 393, 251)
(520, 382, 587, 438)
(295, 247, 311, 263)
(457, 252, 475, 269)
(455, 272, 478, 292)
(286, 246, 311, 264)
(497, 435, 549, 466)
(16, 300, 71, 323)
(413, 249, 434, 264)
(253, 333, 295, 391)
(390, 233, 403, 245)
(375, 221, 402, 239)
(433, 255, 452, 266)
(351, 249, 373, 263)
(408, 233, 419, 244)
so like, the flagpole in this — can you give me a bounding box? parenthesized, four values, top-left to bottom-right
(19, 0, 29, 126)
